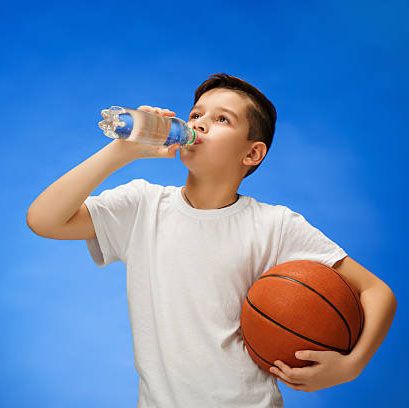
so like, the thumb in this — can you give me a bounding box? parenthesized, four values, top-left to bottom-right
(295, 350, 322, 362)
(168, 143, 180, 156)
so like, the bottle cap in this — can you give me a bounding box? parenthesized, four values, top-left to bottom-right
(185, 128, 196, 145)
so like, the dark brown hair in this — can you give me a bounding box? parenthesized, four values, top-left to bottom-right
(193, 73, 277, 178)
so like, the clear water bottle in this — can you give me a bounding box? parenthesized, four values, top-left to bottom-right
(98, 106, 196, 146)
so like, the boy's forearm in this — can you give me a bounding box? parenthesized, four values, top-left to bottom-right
(27, 139, 137, 230)
(348, 283, 397, 375)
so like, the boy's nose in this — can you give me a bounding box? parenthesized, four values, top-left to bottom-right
(193, 122, 206, 133)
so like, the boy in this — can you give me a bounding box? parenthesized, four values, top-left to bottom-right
(27, 73, 397, 407)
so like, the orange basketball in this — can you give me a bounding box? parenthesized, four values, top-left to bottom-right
(240, 260, 364, 374)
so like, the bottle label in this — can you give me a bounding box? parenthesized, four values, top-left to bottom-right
(115, 113, 133, 138)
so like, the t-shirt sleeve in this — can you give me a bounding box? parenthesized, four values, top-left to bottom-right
(84, 178, 147, 267)
(276, 206, 348, 267)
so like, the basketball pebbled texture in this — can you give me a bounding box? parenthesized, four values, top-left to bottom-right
(240, 260, 364, 374)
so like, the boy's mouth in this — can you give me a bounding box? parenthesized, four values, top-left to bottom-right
(193, 137, 202, 145)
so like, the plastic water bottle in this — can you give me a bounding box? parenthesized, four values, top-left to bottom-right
(98, 106, 196, 146)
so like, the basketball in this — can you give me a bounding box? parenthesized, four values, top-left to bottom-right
(240, 260, 364, 374)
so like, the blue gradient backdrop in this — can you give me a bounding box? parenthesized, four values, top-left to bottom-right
(2, 0, 407, 406)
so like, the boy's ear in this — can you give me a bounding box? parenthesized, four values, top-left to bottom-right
(242, 142, 267, 167)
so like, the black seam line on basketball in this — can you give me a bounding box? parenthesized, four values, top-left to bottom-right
(241, 327, 276, 367)
(319, 263, 364, 335)
(245, 296, 349, 354)
(266, 260, 363, 335)
(258, 274, 352, 351)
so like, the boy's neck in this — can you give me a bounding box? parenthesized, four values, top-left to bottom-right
(182, 174, 241, 210)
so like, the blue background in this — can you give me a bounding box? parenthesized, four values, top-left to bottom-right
(2, 0, 407, 406)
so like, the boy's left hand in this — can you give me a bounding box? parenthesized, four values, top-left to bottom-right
(269, 350, 360, 392)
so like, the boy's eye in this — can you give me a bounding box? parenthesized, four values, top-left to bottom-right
(189, 112, 230, 124)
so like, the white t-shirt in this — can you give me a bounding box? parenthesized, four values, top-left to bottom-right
(84, 179, 348, 408)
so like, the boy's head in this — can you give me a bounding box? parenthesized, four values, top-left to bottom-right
(181, 73, 277, 181)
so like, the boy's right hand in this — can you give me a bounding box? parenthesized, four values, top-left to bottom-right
(113, 105, 181, 160)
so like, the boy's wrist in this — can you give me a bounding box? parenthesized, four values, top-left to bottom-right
(108, 139, 143, 165)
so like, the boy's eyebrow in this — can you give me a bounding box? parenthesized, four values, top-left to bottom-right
(191, 104, 239, 121)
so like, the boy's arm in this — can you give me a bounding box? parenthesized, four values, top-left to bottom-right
(331, 256, 397, 371)
(269, 256, 397, 392)
(27, 139, 140, 238)
(27, 107, 180, 239)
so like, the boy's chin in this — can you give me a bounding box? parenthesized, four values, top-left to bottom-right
(179, 147, 199, 163)
(180, 144, 199, 152)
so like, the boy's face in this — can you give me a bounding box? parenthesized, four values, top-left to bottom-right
(180, 88, 263, 180)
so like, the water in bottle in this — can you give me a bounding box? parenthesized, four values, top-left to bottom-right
(98, 106, 196, 147)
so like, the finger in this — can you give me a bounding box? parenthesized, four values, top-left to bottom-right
(273, 360, 303, 383)
(137, 105, 155, 111)
(270, 366, 305, 386)
(276, 377, 305, 391)
(136, 106, 176, 117)
(274, 360, 293, 377)
(271, 365, 307, 382)
(170, 143, 180, 153)
(156, 108, 176, 117)
(295, 350, 326, 362)
(270, 366, 295, 384)
(160, 143, 179, 158)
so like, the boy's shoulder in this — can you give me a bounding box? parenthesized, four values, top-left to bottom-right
(250, 196, 302, 217)
(249, 195, 288, 212)
(131, 178, 175, 191)
(247, 195, 290, 221)
(118, 178, 168, 194)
